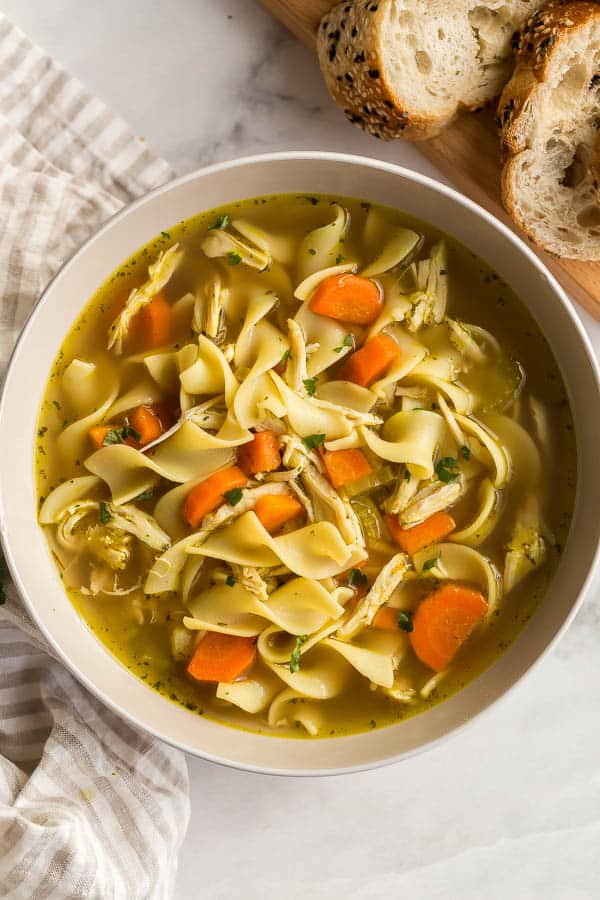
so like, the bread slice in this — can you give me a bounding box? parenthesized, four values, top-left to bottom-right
(317, 0, 544, 141)
(499, 1, 600, 259)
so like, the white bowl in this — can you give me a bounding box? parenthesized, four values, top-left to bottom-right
(1, 152, 599, 775)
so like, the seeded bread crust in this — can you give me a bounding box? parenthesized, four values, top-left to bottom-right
(498, 0, 600, 259)
(317, 0, 544, 142)
(316, 1, 428, 140)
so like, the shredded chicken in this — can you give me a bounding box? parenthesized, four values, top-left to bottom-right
(192, 275, 227, 343)
(399, 477, 465, 527)
(384, 467, 419, 515)
(108, 244, 182, 353)
(336, 552, 411, 640)
(201, 227, 270, 271)
(230, 565, 271, 603)
(300, 462, 364, 547)
(504, 495, 546, 593)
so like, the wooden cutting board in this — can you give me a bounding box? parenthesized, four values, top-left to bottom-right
(260, 0, 600, 321)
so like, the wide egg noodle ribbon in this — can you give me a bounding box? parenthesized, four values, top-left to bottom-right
(361, 409, 448, 478)
(57, 365, 119, 469)
(269, 370, 354, 440)
(85, 438, 235, 503)
(184, 511, 367, 578)
(183, 576, 345, 637)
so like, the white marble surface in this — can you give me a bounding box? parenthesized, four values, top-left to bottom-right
(5, 1, 600, 897)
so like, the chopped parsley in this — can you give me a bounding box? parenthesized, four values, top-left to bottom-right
(208, 214, 230, 231)
(98, 501, 112, 525)
(227, 251, 242, 266)
(279, 349, 291, 368)
(335, 254, 345, 265)
(404, 469, 411, 482)
(289, 634, 308, 673)
(436, 456, 460, 483)
(136, 488, 155, 501)
(347, 567, 368, 587)
(224, 487, 244, 506)
(103, 424, 141, 446)
(308, 248, 317, 256)
(422, 556, 440, 573)
(303, 377, 318, 396)
(225, 575, 236, 587)
(302, 433, 326, 452)
(397, 610, 414, 632)
(334, 334, 354, 353)
(460, 444, 471, 460)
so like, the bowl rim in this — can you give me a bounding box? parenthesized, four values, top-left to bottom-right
(1, 150, 599, 776)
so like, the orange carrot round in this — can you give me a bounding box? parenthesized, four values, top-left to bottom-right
(183, 466, 248, 528)
(130, 293, 173, 350)
(310, 274, 383, 324)
(254, 493, 304, 533)
(238, 430, 281, 475)
(322, 448, 372, 488)
(338, 333, 400, 387)
(187, 632, 257, 683)
(410, 584, 488, 672)
(129, 405, 164, 447)
(386, 512, 456, 555)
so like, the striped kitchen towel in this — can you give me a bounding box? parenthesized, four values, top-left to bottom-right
(0, 14, 190, 899)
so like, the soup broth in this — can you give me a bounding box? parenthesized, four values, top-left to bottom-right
(35, 194, 576, 738)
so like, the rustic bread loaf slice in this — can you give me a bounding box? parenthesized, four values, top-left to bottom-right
(317, 0, 543, 141)
(499, 1, 600, 259)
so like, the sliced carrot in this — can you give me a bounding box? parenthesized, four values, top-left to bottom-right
(182, 466, 248, 528)
(409, 584, 488, 671)
(322, 448, 372, 488)
(254, 494, 304, 533)
(187, 632, 257, 683)
(310, 274, 383, 324)
(89, 425, 111, 450)
(386, 512, 456, 555)
(338, 333, 400, 387)
(238, 430, 281, 475)
(372, 607, 400, 631)
(130, 293, 173, 350)
(129, 405, 164, 447)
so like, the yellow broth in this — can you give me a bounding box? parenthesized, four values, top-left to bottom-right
(35, 194, 576, 738)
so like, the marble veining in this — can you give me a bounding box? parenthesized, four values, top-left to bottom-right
(3, 1, 600, 896)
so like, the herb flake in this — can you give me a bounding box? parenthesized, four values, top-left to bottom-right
(103, 425, 141, 446)
(224, 487, 244, 506)
(334, 334, 354, 353)
(302, 433, 326, 452)
(460, 444, 471, 460)
(227, 252, 242, 266)
(348, 567, 368, 587)
(136, 488, 155, 502)
(397, 610, 414, 632)
(422, 556, 440, 573)
(99, 501, 112, 525)
(436, 456, 460, 483)
(289, 634, 308, 673)
(303, 377, 318, 397)
(225, 575, 236, 587)
(208, 214, 230, 231)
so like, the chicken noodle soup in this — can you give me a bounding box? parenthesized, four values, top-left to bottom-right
(35, 194, 576, 737)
